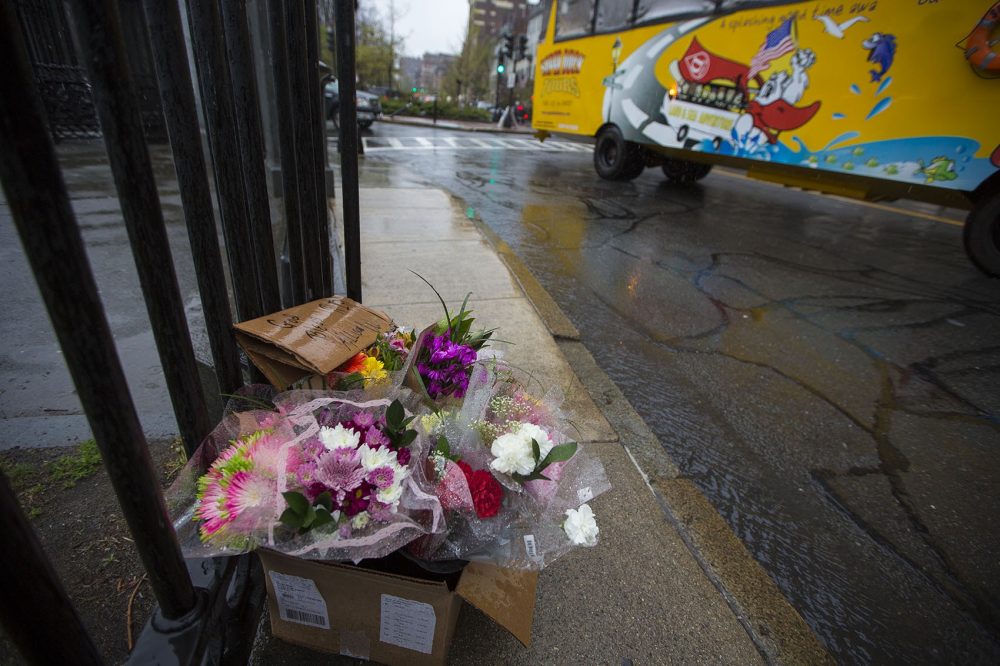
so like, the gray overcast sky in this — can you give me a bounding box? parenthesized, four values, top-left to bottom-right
(366, 0, 470, 57)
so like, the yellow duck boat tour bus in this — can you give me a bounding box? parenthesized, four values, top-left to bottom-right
(532, 0, 1000, 276)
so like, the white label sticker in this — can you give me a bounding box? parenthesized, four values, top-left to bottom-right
(269, 571, 330, 629)
(578, 487, 594, 503)
(379, 595, 436, 654)
(523, 534, 538, 559)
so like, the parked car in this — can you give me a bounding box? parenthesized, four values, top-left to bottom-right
(324, 80, 382, 129)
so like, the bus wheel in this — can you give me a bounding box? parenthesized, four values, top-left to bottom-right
(594, 126, 643, 181)
(964, 192, 1000, 277)
(661, 158, 712, 183)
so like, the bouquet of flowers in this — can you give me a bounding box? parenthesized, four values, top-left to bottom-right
(166, 389, 444, 562)
(325, 326, 415, 392)
(407, 360, 610, 569)
(409, 288, 496, 404)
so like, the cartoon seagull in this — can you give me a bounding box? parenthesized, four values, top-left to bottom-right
(814, 14, 869, 39)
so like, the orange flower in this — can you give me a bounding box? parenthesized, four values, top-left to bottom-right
(339, 352, 368, 374)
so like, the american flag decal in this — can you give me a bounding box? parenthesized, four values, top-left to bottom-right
(747, 18, 797, 81)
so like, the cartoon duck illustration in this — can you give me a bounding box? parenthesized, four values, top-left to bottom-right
(917, 156, 958, 183)
(742, 49, 822, 144)
(863, 32, 897, 82)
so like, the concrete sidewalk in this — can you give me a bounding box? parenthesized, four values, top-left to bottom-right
(378, 115, 535, 135)
(250, 186, 830, 664)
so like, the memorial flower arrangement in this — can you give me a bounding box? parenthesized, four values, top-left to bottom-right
(169, 395, 444, 561)
(411, 285, 495, 402)
(327, 327, 415, 391)
(168, 294, 609, 570)
(408, 361, 610, 569)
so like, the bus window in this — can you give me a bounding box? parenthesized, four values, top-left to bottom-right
(556, 0, 596, 39)
(718, 0, 802, 10)
(594, 0, 634, 32)
(634, 0, 719, 25)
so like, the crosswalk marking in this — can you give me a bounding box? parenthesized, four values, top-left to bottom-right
(358, 136, 591, 154)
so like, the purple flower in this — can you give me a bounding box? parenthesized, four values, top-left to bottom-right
(342, 483, 371, 517)
(396, 448, 411, 466)
(418, 335, 477, 399)
(365, 465, 396, 489)
(352, 411, 375, 430)
(362, 425, 390, 449)
(315, 447, 365, 493)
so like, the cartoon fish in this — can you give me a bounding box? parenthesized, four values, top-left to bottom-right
(862, 32, 897, 83)
(917, 156, 958, 183)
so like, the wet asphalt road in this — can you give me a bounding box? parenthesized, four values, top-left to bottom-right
(358, 123, 1000, 663)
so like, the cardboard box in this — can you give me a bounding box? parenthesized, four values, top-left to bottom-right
(234, 297, 394, 389)
(258, 550, 538, 665)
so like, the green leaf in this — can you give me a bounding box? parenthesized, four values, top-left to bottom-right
(311, 508, 334, 529)
(531, 439, 541, 465)
(314, 491, 333, 513)
(337, 373, 365, 390)
(400, 430, 417, 447)
(409, 271, 452, 333)
(537, 442, 578, 472)
(282, 491, 309, 515)
(434, 436, 451, 458)
(386, 400, 405, 429)
(279, 508, 304, 529)
(302, 505, 317, 529)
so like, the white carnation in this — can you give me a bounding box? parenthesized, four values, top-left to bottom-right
(351, 513, 370, 530)
(377, 482, 404, 505)
(358, 444, 398, 471)
(517, 422, 554, 459)
(318, 424, 360, 451)
(490, 431, 535, 476)
(563, 503, 599, 546)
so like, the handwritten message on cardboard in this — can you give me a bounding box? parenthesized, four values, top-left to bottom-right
(233, 297, 393, 389)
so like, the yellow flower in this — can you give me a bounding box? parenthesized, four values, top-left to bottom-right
(359, 356, 387, 385)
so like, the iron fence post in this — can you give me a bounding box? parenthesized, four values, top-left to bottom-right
(334, 0, 361, 302)
(0, 470, 102, 665)
(220, 0, 281, 316)
(183, 0, 264, 326)
(0, 1, 198, 619)
(304, 0, 333, 296)
(267, 0, 306, 306)
(286, 0, 325, 301)
(141, 0, 243, 398)
(67, 0, 212, 455)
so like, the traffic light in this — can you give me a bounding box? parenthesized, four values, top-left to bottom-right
(496, 61, 505, 74)
(517, 35, 528, 61)
(502, 33, 514, 59)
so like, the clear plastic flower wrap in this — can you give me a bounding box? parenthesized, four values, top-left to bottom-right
(164, 386, 445, 563)
(406, 359, 611, 570)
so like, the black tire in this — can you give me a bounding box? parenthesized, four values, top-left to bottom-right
(594, 126, 644, 181)
(964, 192, 1000, 277)
(676, 125, 689, 141)
(661, 158, 712, 183)
(359, 120, 373, 130)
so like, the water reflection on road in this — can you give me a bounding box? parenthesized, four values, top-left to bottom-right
(359, 126, 1000, 662)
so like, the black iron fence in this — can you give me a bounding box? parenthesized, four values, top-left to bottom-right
(0, 0, 362, 662)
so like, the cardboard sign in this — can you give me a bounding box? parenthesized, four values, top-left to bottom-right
(234, 297, 393, 389)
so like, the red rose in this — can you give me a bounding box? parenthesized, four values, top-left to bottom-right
(456, 460, 473, 480)
(467, 469, 503, 519)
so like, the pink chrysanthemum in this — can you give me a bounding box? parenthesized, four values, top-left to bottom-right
(224, 470, 277, 518)
(315, 447, 365, 492)
(365, 465, 396, 489)
(196, 480, 233, 541)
